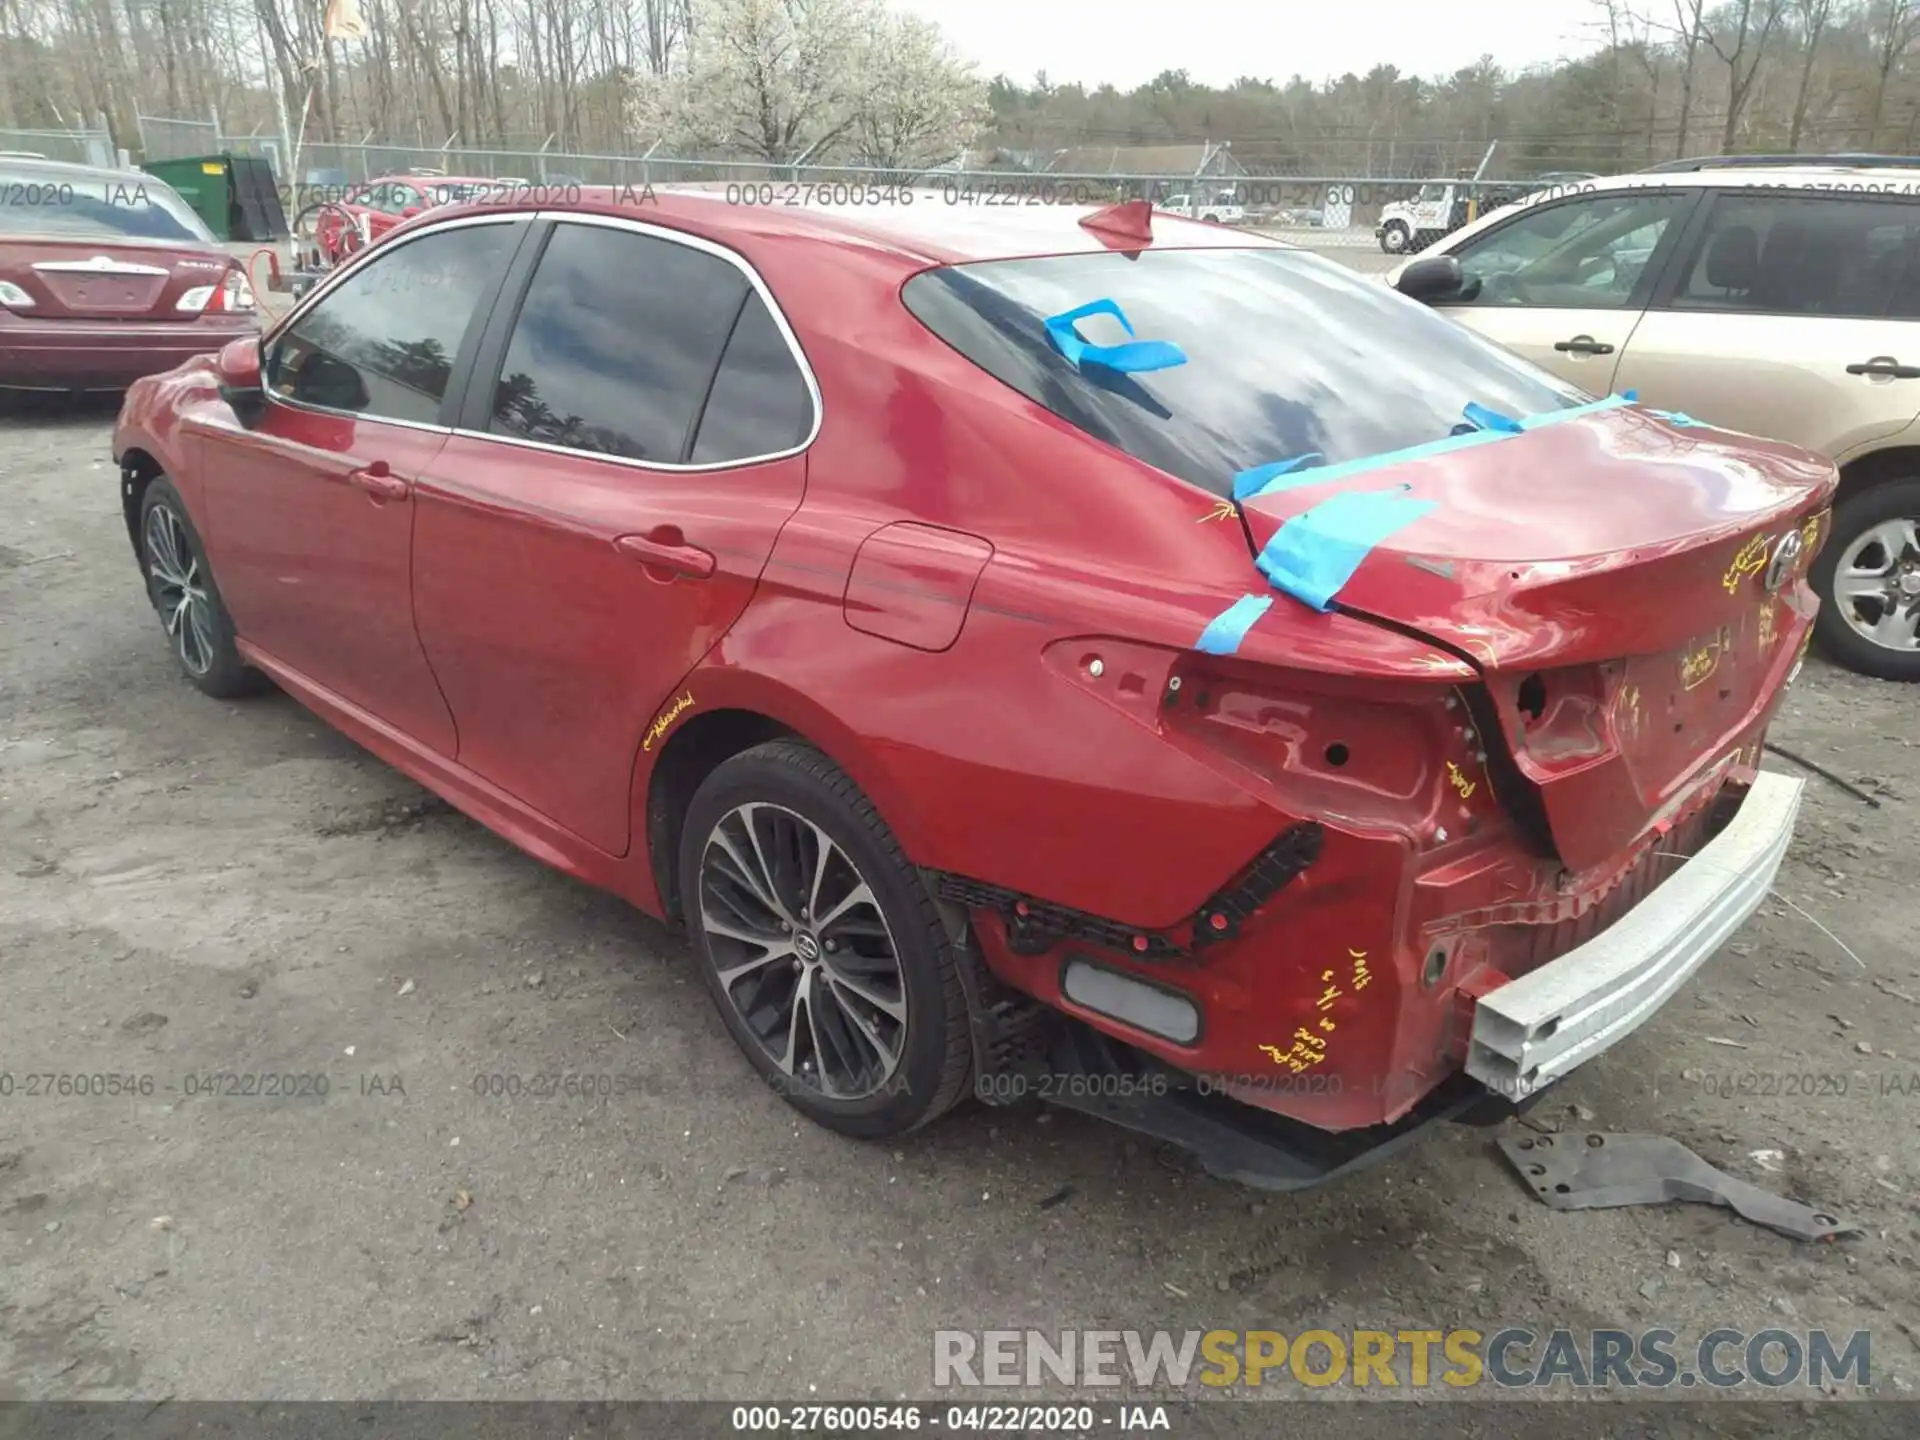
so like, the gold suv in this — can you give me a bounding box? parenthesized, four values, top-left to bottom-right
(1391, 156, 1920, 681)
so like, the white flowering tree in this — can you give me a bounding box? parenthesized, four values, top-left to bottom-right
(850, 9, 988, 170)
(627, 0, 983, 169)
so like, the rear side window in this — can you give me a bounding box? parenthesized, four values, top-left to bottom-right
(267, 221, 511, 423)
(490, 223, 748, 462)
(1672, 192, 1920, 318)
(902, 248, 1584, 497)
(690, 292, 814, 464)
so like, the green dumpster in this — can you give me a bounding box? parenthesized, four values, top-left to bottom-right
(140, 153, 289, 242)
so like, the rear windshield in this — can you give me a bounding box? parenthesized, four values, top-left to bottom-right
(901, 247, 1586, 498)
(0, 166, 214, 244)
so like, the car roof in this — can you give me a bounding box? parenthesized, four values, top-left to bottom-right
(1422, 160, 1920, 257)
(423, 184, 1293, 266)
(0, 153, 159, 186)
(1634, 161, 1920, 185)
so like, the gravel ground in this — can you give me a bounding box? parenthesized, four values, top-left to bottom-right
(1, 240, 1917, 1432)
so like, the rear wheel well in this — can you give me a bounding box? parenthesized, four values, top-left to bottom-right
(120, 448, 163, 560)
(644, 708, 795, 926)
(1836, 445, 1920, 507)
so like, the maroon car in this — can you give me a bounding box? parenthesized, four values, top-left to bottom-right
(0, 156, 258, 391)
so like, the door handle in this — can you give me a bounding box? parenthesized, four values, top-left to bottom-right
(1845, 356, 1920, 379)
(615, 527, 715, 580)
(346, 460, 410, 501)
(1554, 335, 1615, 356)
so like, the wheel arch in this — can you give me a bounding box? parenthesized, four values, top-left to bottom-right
(638, 671, 929, 928)
(119, 446, 165, 562)
(1835, 444, 1920, 508)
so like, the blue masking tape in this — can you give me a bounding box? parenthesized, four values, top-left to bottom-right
(1256, 486, 1439, 612)
(1232, 453, 1325, 502)
(1646, 408, 1706, 427)
(1236, 394, 1640, 501)
(1462, 401, 1522, 433)
(1194, 593, 1274, 655)
(1043, 298, 1189, 374)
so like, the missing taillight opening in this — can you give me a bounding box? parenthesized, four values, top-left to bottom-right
(1517, 673, 1547, 724)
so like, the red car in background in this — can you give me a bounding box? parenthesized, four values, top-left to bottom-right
(313, 175, 499, 261)
(0, 156, 257, 391)
(112, 194, 1832, 1186)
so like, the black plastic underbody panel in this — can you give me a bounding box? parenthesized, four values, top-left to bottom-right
(1029, 1022, 1513, 1192)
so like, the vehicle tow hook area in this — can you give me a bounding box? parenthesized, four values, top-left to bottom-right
(1498, 1132, 1860, 1243)
(1029, 1022, 1503, 1192)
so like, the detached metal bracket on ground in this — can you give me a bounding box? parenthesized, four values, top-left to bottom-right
(1499, 1131, 1859, 1243)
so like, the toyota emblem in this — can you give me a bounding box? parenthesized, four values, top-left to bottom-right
(1764, 530, 1805, 593)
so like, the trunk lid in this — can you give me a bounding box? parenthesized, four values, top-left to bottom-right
(1, 239, 233, 321)
(1236, 404, 1836, 869)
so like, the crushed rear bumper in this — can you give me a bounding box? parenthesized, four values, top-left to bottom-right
(1466, 770, 1804, 1099)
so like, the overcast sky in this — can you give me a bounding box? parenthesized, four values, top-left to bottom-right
(892, 0, 1608, 90)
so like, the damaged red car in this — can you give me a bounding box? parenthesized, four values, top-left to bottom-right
(111, 194, 1834, 1187)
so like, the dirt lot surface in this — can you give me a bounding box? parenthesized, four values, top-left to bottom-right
(2, 243, 1918, 1436)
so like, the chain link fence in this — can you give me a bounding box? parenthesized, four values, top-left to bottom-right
(0, 121, 116, 168)
(127, 115, 1626, 255)
(134, 111, 222, 163)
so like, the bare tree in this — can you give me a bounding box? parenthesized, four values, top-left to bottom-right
(1708, 0, 1787, 148)
(1670, 0, 1709, 157)
(1866, 0, 1920, 143)
(1787, 0, 1836, 146)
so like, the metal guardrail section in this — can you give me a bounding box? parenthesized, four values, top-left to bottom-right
(1466, 771, 1805, 1100)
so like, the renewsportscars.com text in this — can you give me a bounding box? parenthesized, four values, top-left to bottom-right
(933, 1327, 1871, 1390)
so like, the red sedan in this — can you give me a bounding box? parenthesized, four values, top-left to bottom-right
(111, 192, 1833, 1184)
(312, 175, 496, 262)
(0, 156, 258, 391)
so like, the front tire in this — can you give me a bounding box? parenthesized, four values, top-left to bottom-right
(138, 477, 266, 698)
(1810, 478, 1920, 681)
(1380, 220, 1410, 254)
(678, 740, 972, 1139)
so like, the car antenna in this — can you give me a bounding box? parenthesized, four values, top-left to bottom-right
(1079, 199, 1154, 246)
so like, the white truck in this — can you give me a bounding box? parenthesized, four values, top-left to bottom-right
(1376, 178, 1557, 253)
(1160, 191, 1245, 225)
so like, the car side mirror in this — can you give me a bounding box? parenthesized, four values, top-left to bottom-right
(1394, 254, 1467, 304)
(215, 337, 267, 427)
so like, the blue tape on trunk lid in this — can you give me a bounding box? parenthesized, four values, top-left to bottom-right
(1194, 594, 1274, 655)
(1235, 392, 1638, 502)
(1231, 453, 1325, 502)
(1255, 486, 1439, 613)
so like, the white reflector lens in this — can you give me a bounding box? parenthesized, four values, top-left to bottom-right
(0, 280, 34, 308)
(1061, 959, 1201, 1045)
(176, 284, 215, 313)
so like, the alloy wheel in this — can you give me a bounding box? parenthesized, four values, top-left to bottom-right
(144, 504, 216, 676)
(697, 801, 907, 1100)
(1832, 517, 1920, 654)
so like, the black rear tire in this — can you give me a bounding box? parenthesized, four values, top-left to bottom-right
(678, 740, 972, 1139)
(137, 477, 269, 699)
(1810, 477, 1920, 682)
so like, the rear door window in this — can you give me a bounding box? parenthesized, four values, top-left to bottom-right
(1669, 191, 1920, 318)
(487, 222, 749, 462)
(902, 247, 1585, 498)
